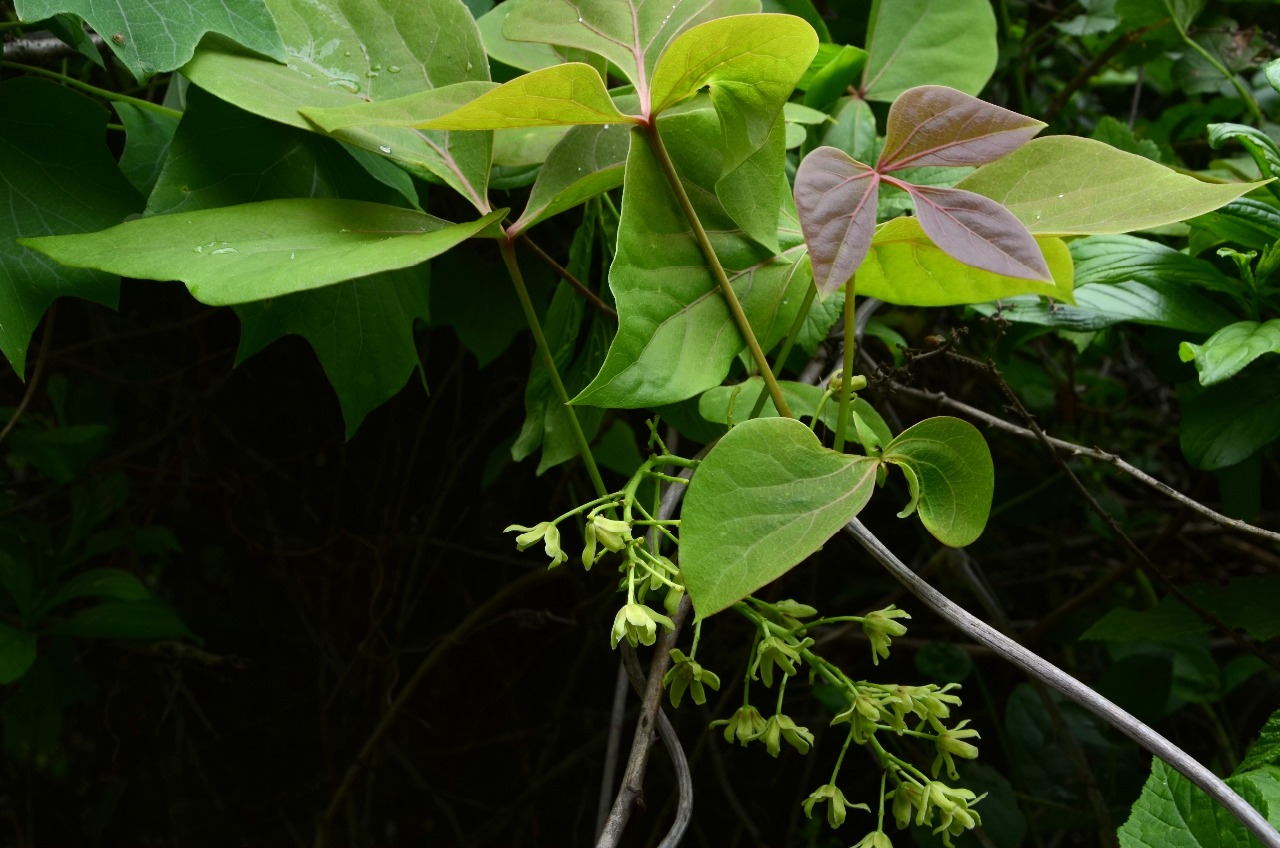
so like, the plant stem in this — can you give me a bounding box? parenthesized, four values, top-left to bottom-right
(748, 282, 817, 420)
(498, 239, 609, 499)
(1178, 32, 1265, 125)
(0, 61, 182, 119)
(641, 122, 793, 419)
(833, 274, 857, 453)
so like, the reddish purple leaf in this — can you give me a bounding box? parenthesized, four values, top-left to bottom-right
(794, 146, 881, 296)
(903, 184, 1052, 281)
(878, 85, 1045, 173)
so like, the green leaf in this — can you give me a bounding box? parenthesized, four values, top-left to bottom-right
(234, 270, 431, 439)
(881, 417, 993, 546)
(7, 424, 111, 485)
(1187, 198, 1280, 253)
(1180, 320, 1280, 386)
(512, 122, 632, 233)
(1208, 123, 1280, 181)
(857, 217, 1073, 307)
(802, 45, 867, 109)
(14, 0, 286, 80)
(183, 0, 492, 210)
(680, 417, 879, 619)
(1071, 235, 1239, 298)
(40, 568, 153, 616)
(1091, 116, 1163, 162)
(1266, 59, 1280, 95)
(21, 200, 505, 306)
(697, 377, 889, 446)
(861, 0, 998, 102)
(956, 136, 1270, 235)
(476, 0, 560, 71)
(0, 78, 142, 376)
(1118, 758, 1280, 848)
(114, 102, 181, 197)
(973, 281, 1236, 335)
(761, 0, 830, 41)
(1082, 597, 1207, 642)
(821, 97, 879, 164)
(1180, 367, 1280, 470)
(573, 109, 809, 408)
(650, 14, 818, 249)
(0, 623, 37, 685)
(44, 600, 198, 641)
(501, 0, 758, 106)
(1239, 708, 1280, 773)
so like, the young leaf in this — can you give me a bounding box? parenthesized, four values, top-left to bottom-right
(955, 136, 1271, 234)
(857, 217, 1071, 306)
(881, 417, 994, 547)
(650, 14, 819, 249)
(21, 200, 506, 306)
(14, 0, 286, 80)
(1180, 320, 1280, 386)
(510, 122, 631, 234)
(877, 86, 1045, 172)
(904, 184, 1053, 281)
(0, 78, 143, 377)
(679, 417, 879, 619)
(794, 146, 880, 295)
(573, 109, 809, 408)
(502, 0, 757, 106)
(1207, 123, 1280, 180)
(183, 0, 493, 211)
(861, 0, 997, 101)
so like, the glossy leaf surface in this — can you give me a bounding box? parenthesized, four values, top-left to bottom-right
(857, 218, 1072, 306)
(680, 417, 878, 619)
(861, 0, 997, 101)
(1180, 320, 1280, 386)
(400, 64, 631, 129)
(573, 110, 809, 408)
(0, 79, 142, 376)
(184, 0, 493, 210)
(22, 200, 505, 306)
(14, 0, 285, 80)
(882, 417, 993, 547)
(1180, 368, 1280, 469)
(956, 136, 1270, 235)
(512, 122, 632, 233)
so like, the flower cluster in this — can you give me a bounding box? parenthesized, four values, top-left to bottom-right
(802, 783, 869, 829)
(662, 649, 721, 708)
(889, 780, 985, 847)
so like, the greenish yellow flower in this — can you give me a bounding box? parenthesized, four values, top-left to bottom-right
(710, 704, 767, 746)
(592, 515, 633, 552)
(751, 713, 814, 757)
(662, 649, 721, 708)
(610, 601, 674, 649)
(850, 831, 893, 848)
(888, 781, 925, 830)
(802, 783, 868, 829)
(751, 635, 812, 687)
(930, 718, 981, 780)
(504, 521, 566, 567)
(862, 605, 910, 665)
(831, 690, 883, 744)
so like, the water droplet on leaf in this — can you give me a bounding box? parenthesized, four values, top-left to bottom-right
(379, 145, 392, 154)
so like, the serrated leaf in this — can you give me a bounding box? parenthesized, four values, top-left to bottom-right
(906, 184, 1053, 281)
(878, 86, 1044, 172)
(857, 217, 1072, 307)
(1091, 116, 1163, 162)
(14, 0, 286, 80)
(650, 14, 818, 249)
(1180, 320, 1280, 386)
(572, 109, 809, 408)
(502, 0, 758, 105)
(44, 600, 197, 641)
(511, 121, 631, 233)
(22, 200, 505, 306)
(861, 0, 998, 102)
(1118, 758, 1280, 848)
(1239, 708, 1280, 773)
(680, 417, 879, 618)
(794, 146, 879, 295)
(1180, 367, 1280, 470)
(183, 0, 492, 211)
(881, 417, 993, 546)
(956, 136, 1270, 235)
(0, 78, 142, 376)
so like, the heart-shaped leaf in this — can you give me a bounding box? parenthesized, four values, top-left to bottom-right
(881, 417, 994, 547)
(877, 85, 1045, 172)
(904, 184, 1053, 281)
(794, 146, 880, 295)
(680, 417, 879, 618)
